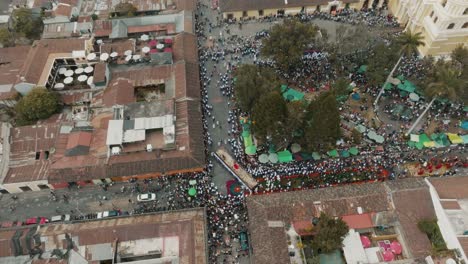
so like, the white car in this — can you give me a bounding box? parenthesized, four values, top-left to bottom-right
(137, 193, 156, 202)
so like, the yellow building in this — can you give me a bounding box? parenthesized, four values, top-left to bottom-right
(389, 0, 468, 57)
(220, 0, 380, 20)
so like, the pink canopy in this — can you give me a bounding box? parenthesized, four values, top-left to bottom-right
(360, 236, 371, 248)
(164, 47, 173, 53)
(148, 40, 157, 47)
(164, 38, 173, 44)
(382, 250, 394, 262)
(390, 241, 402, 255)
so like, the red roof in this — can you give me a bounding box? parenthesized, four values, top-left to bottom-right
(292, 220, 314, 236)
(66, 132, 92, 149)
(54, 4, 73, 17)
(341, 213, 375, 229)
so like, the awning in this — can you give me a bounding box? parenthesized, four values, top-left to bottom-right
(446, 133, 463, 144)
(341, 150, 350, 158)
(291, 143, 301, 153)
(312, 152, 321, 160)
(349, 147, 359, 156)
(245, 145, 257, 155)
(327, 149, 339, 157)
(278, 150, 293, 163)
(258, 153, 269, 163)
(268, 153, 278, 163)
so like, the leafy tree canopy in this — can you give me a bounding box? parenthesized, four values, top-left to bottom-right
(304, 91, 342, 152)
(261, 18, 317, 73)
(311, 213, 349, 254)
(12, 8, 43, 39)
(451, 45, 468, 80)
(396, 30, 425, 57)
(251, 91, 287, 145)
(15, 88, 60, 125)
(114, 3, 137, 17)
(234, 64, 280, 113)
(365, 42, 400, 85)
(0, 28, 13, 47)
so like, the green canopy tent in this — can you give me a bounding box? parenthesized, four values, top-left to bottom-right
(419, 134, 431, 144)
(245, 145, 257, 155)
(355, 124, 366, 133)
(396, 75, 405, 81)
(327, 149, 339, 158)
(258, 153, 269, 163)
(349, 147, 359, 156)
(188, 188, 197, 197)
(290, 143, 301, 153)
(243, 135, 253, 147)
(300, 152, 313, 160)
(341, 150, 350, 158)
(278, 150, 293, 163)
(312, 152, 322, 160)
(384, 82, 393, 91)
(241, 130, 250, 137)
(415, 142, 424, 150)
(282, 88, 305, 102)
(268, 153, 279, 163)
(357, 65, 367, 74)
(408, 141, 416, 148)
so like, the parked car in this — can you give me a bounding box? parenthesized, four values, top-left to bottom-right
(137, 193, 156, 202)
(25, 217, 49, 225)
(239, 232, 249, 251)
(50, 214, 71, 223)
(97, 210, 120, 219)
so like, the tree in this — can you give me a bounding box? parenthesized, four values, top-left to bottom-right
(331, 78, 349, 98)
(451, 45, 468, 80)
(373, 30, 425, 107)
(283, 101, 306, 144)
(304, 91, 341, 152)
(406, 62, 467, 135)
(366, 42, 401, 86)
(0, 28, 13, 47)
(261, 18, 317, 73)
(234, 64, 280, 113)
(114, 3, 137, 17)
(351, 128, 362, 144)
(91, 14, 99, 21)
(311, 213, 349, 254)
(11, 8, 43, 39)
(15, 88, 60, 125)
(251, 91, 287, 145)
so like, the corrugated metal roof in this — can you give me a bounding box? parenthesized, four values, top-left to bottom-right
(106, 120, 124, 145)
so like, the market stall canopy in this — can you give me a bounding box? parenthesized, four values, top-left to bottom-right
(357, 65, 367, 73)
(86, 53, 96, 61)
(110, 52, 118, 58)
(360, 236, 371, 248)
(64, 77, 73, 84)
(142, 46, 150, 53)
(341, 150, 350, 158)
(447, 133, 463, 144)
(410, 134, 419, 142)
(291, 143, 301, 153)
(64, 70, 74, 77)
(382, 251, 394, 262)
(77, 75, 88, 82)
(355, 124, 366, 133)
(124, 50, 133, 56)
(397, 80, 416, 93)
(242, 130, 250, 137)
(258, 153, 269, 163)
(58, 67, 67, 75)
(390, 241, 402, 255)
(461, 121, 468, 130)
(75, 68, 84, 74)
(409, 92, 419, 101)
(84, 66, 94, 73)
(388, 77, 401, 85)
(243, 135, 253, 147)
(268, 153, 278, 163)
(349, 147, 359, 156)
(100, 53, 109, 61)
(312, 152, 321, 160)
(277, 150, 293, 163)
(188, 188, 196, 196)
(245, 145, 257, 155)
(148, 40, 157, 46)
(54, 83, 64, 90)
(140, 34, 149, 41)
(327, 149, 339, 157)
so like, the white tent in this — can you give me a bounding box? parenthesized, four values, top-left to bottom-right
(343, 230, 369, 264)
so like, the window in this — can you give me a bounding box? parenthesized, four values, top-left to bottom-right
(447, 23, 455, 29)
(464, 8, 468, 15)
(242, 11, 247, 17)
(463, 22, 468, 28)
(37, 184, 49, 190)
(19, 186, 32, 192)
(258, 10, 264, 16)
(44, 151, 49, 160)
(35, 152, 40, 160)
(0, 189, 9, 194)
(430, 11, 434, 18)
(433, 16, 438, 23)
(441, 0, 447, 7)
(227, 13, 233, 20)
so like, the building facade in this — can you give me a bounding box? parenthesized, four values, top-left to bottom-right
(389, 0, 468, 57)
(220, 0, 389, 20)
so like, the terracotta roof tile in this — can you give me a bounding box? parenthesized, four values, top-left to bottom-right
(173, 33, 198, 64)
(102, 78, 135, 107)
(66, 131, 92, 149)
(429, 176, 468, 199)
(100, 39, 135, 55)
(54, 4, 73, 17)
(0, 46, 30, 85)
(341, 213, 375, 229)
(93, 63, 107, 83)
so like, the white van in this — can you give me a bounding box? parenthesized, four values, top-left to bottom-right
(50, 214, 71, 223)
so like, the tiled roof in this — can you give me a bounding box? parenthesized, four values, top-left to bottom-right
(429, 176, 468, 199)
(66, 131, 92, 149)
(392, 187, 435, 258)
(341, 213, 375, 229)
(0, 46, 30, 85)
(246, 182, 390, 264)
(102, 78, 135, 107)
(20, 39, 86, 85)
(173, 33, 198, 64)
(100, 39, 135, 55)
(220, 0, 358, 12)
(93, 20, 113, 37)
(93, 63, 107, 83)
(54, 4, 73, 17)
